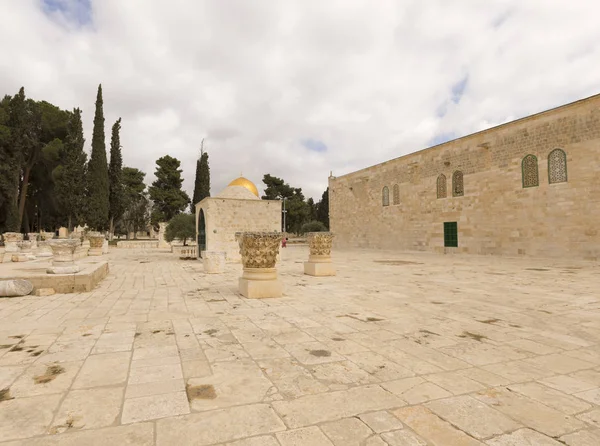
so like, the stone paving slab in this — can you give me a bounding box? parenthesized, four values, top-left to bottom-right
(0, 247, 599, 445)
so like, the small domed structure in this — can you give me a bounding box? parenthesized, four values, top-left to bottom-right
(195, 175, 281, 262)
(227, 177, 259, 197)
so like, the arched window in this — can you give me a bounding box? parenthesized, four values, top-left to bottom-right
(452, 171, 464, 197)
(548, 149, 567, 184)
(392, 184, 400, 205)
(382, 186, 389, 206)
(522, 154, 539, 188)
(437, 174, 447, 199)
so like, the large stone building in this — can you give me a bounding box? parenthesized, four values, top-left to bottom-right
(195, 177, 281, 262)
(329, 94, 600, 260)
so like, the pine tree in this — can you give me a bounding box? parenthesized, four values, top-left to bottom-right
(108, 117, 124, 239)
(149, 155, 190, 224)
(0, 94, 19, 232)
(7, 88, 42, 231)
(85, 84, 110, 231)
(121, 167, 149, 239)
(54, 108, 87, 231)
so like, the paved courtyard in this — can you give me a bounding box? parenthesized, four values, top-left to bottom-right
(1, 246, 599, 445)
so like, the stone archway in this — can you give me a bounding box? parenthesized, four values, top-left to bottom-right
(197, 208, 206, 257)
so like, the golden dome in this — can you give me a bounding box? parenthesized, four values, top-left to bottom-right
(228, 177, 259, 197)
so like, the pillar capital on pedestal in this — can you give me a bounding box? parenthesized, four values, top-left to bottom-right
(307, 232, 334, 257)
(305, 232, 336, 276)
(47, 239, 80, 274)
(235, 232, 283, 269)
(235, 232, 283, 298)
(87, 232, 105, 256)
(3, 232, 23, 254)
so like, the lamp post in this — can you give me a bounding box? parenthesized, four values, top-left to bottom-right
(282, 197, 288, 233)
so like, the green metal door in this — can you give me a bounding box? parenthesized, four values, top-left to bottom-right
(444, 222, 458, 247)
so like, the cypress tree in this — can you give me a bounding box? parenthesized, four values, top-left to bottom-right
(108, 117, 124, 238)
(199, 151, 210, 201)
(191, 148, 210, 213)
(316, 187, 329, 229)
(86, 84, 109, 231)
(54, 108, 87, 231)
(191, 158, 201, 213)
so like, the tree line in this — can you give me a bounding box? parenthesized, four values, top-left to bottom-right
(261, 174, 329, 234)
(0, 85, 209, 239)
(0, 84, 328, 238)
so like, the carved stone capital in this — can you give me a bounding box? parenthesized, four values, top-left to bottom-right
(17, 240, 33, 254)
(307, 232, 334, 259)
(236, 232, 283, 269)
(36, 241, 53, 257)
(88, 233, 105, 256)
(3, 232, 23, 253)
(48, 239, 78, 266)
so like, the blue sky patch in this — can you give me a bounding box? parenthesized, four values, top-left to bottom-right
(301, 138, 328, 153)
(42, 0, 92, 26)
(451, 75, 468, 104)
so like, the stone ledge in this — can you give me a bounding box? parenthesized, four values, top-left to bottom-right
(0, 260, 109, 294)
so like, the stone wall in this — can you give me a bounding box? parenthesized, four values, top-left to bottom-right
(196, 198, 281, 262)
(329, 94, 600, 260)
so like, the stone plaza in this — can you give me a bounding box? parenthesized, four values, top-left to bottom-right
(0, 245, 599, 445)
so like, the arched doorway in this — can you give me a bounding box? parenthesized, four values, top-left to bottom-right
(198, 209, 206, 257)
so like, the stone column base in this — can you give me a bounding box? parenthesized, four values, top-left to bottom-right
(304, 262, 336, 276)
(11, 254, 32, 262)
(88, 248, 102, 256)
(239, 277, 282, 299)
(202, 251, 226, 274)
(47, 265, 81, 274)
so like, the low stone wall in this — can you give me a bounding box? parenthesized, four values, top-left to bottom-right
(116, 240, 159, 249)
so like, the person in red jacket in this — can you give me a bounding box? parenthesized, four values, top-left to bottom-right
(282, 237, 288, 248)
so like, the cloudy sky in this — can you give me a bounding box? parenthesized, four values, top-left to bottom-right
(1, 0, 599, 201)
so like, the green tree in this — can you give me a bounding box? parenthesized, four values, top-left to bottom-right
(165, 213, 195, 246)
(54, 108, 87, 231)
(28, 101, 71, 232)
(108, 117, 124, 239)
(316, 187, 329, 229)
(8, 88, 43, 231)
(307, 197, 317, 221)
(86, 84, 109, 231)
(191, 146, 210, 213)
(300, 220, 327, 234)
(121, 167, 149, 239)
(149, 155, 190, 224)
(0, 94, 18, 232)
(261, 174, 309, 234)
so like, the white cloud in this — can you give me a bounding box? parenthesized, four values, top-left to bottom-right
(1, 0, 598, 200)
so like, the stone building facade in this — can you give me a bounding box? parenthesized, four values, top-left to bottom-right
(329, 94, 600, 260)
(195, 177, 281, 262)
